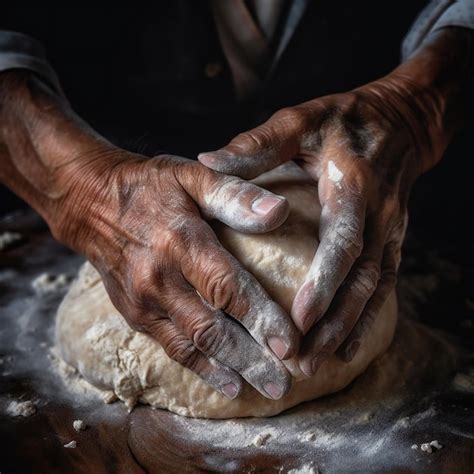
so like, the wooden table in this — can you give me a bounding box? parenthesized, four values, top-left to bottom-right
(1, 211, 473, 473)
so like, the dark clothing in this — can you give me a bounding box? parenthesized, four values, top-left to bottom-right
(1, 2, 427, 156)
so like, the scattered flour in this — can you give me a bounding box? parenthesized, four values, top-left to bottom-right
(430, 440, 442, 450)
(287, 463, 319, 474)
(73, 419, 87, 431)
(420, 440, 442, 453)
(6, 400, 36, 417)
(394, 406, 437, 429)
(32, 273, 70, 295)
(0, 231, 22, 251)
(64, 440, 77, 449)
(298, 431, 317, 442)
(252, 432, 272, 447)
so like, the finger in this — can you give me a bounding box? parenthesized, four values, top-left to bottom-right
(291, 191, 367, 334)
(145, 318, 244, 399)
(297, 223, 385, 377)
(174, 158, 290, 233)
(198, 106, 313, 179)
(337, 241, 400, 362)
(177, 217, 301, 362)
(163, 285, 292, 400)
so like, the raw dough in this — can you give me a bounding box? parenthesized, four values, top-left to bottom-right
(55, 163, 397, 418)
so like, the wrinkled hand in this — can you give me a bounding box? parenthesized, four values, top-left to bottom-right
(199, 71, 448, 376)
(53, 150, 301, 399)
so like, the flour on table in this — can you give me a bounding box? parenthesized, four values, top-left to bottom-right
(298, 431, 317, 442)
(287, 463, 319, 474)
(63, 440, 77, 449)
(252, 432, 272, 447)
(32, 273, 70, 295)
(73, 419, 87, 431)
(420, 440, 442, 453)
(0, 231, 22, 251)
(6, 400, 36, 417)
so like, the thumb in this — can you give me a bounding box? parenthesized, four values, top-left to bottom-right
(198, 107, 308, 179)
(178, 161, 290, 233)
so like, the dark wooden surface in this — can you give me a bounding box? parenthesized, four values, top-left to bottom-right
(0, 211, 473, 473)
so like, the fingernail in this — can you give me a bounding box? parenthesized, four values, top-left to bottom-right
(197, 152, 217, 166)
(263, 382, 284, 400)
(268, 336, 289, 360)
(345, 340, 360, 362)
(251, 196, 284, 215)
(221, 382, 239, 399)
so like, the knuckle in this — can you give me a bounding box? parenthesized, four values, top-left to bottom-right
(125, 267, 164, 311)
(192, 320, 227, 357)
(351, 262, 380, 299)
(380, 267, 398, 290)
(165, 336, 200, 370)
(333, 223, 363, 262)
(159, 219, 206, 258)
(273, 106, 310, 130)
(233, 130, 268, 151)
(205, 267, 241, 313)
(391, 215, 409, 241)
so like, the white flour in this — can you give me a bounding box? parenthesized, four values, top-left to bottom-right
(327, 160, 343, 184)
(32, 272, 71, 295)
(6, 400, 36, 417)
(0, 231, 22, 251)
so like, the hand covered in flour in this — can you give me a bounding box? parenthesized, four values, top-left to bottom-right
(56, 153, 302, 400)
(199, 28, 472, 376)
(0, 70, 299, 400)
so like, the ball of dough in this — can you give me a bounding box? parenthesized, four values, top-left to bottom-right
(55, 163, 397, 418)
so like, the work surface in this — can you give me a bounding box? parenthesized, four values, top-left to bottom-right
(0, 211, 473, 473)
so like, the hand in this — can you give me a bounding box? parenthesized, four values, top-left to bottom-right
(198, 31, 463, 376)
(0, 70, 299, 400)
(54, 150, 301, 399)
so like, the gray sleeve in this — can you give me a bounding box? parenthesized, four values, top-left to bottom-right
(402, 0, 474, 60)
(0, 30, 62, 93)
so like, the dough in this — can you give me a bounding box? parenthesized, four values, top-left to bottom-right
(55, 163, 397, 419)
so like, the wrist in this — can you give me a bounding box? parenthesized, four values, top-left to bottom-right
(384, 27, 473, 173)
(52, 150, 141, 255)
(0, 69, 124, 235)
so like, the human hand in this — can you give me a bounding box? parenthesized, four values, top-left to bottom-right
(198, 54, 453, 376)
(52, 150, 301, 399)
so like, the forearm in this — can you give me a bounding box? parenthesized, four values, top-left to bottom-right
(0, 70, 123, 235)
(387, 27, 474, 173)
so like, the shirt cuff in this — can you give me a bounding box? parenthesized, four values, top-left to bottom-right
(0, 30, 62, 94)
(402, 0, 474, 60)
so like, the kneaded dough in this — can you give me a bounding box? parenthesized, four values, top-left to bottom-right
(55, 163, 397, 419)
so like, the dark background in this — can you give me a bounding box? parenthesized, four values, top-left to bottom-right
(1, 2, 473, 249)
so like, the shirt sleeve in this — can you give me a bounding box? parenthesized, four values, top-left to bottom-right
(402, 0, 474, 60)
(0, 30, 62, 93)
